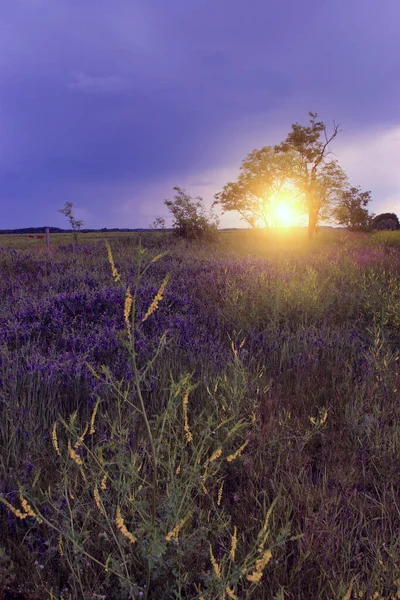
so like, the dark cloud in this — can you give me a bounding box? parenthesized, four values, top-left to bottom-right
(1, 0, 400, 227)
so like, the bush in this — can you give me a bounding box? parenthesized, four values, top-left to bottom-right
(372, 212, 399, 230)
(165, 187, 219, 240)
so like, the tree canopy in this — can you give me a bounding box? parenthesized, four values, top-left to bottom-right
(213, 147, 301, 228)
(334, 186, 372, 231)
(216, 112, 348, 237)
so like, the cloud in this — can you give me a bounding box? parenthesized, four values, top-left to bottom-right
(67, 72, 129, 95)
(337, 125, 400, 214)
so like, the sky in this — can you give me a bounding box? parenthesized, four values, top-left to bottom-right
(1, 0, 400, 229)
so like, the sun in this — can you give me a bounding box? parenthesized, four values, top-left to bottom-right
(272, 201, 298, 227)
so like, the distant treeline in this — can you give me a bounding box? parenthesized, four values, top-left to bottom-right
(0, 227, 157, 235)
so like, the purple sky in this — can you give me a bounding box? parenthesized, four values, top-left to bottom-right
(1, 0, 400, 229)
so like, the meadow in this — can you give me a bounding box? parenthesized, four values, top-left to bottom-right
(1, 229, 400, 600)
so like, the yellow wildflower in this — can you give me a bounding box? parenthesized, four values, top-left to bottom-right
(142, 274, 170, 322)
(115, 506, 136, 545)
(19, 492, 41, 522)
(209, 448, 222, 463)
(175, 464, 181, 475)
(100, 472, 108, 491)
(89, 398, 100, 435)
(226, 440, 248, 463)
(209, 545, 221, 579)
(183, 391, 193, 443)
(105, 241, 121, 283)
(124, 288, 133, 340)
(246, 549, 272, 583)
(230, 526, 238, 561)
(94, 487, 103, 513)
(226, 587, 238, 600)
(68, 441, 84, 467)
(342, 582, 353, 600)
(217, 481, 224, 506)
(74, 424, 88, 450)
(165, 514, 191, 542)
(52, 422, 61, 457)
(0, 498, 27, 520)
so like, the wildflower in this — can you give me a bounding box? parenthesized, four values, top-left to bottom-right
(226, 440, 248, 463)
(209, 545, 221, 579)
(68, 441, 84, 467)
(116, 506, 136, 545)
(89, 398, 100, 435)
(246, 549, 272, 583)
(175, 464, 181, 475)
(183, 391, 193, 443)
(100, 472, 108, 491)
(124, 288, 133, 340)
(19, 492, 41, 522)
(230, 526, 238, 561)
(52, 422, 61, 457)
(94, 487, 103, 513)
(105, 241, 121, 283)
(0, 498, 27, 520)
(142, 274, 170, 322)
(342, 582, 353, 600)
(217, 481, 224, 506)
(226, 587, 238, 600)
(165, 513, 191, 542)
(74, 424, 88, 450)
(208, 448, 222, 464)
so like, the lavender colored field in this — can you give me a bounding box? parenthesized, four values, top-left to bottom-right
(1, 230, 400, 600)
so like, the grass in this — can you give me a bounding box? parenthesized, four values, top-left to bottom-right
(1, 229, 400, 599)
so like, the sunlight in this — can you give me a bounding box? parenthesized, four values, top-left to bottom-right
(273, 202, 296, 227)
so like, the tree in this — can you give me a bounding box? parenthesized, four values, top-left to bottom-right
(372, 213, 399, 230)
(150, 217, 166, 231)
(275, 112, 346, 238)
(213, 147, 300, 228)
(164, 187, 219, 239)
(58, 202, 83, 244)
(334, 186, 372, 231)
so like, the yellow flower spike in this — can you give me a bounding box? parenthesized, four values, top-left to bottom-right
(342, 582, 353, 600)
(209, 448, 222, 464)
(165, 513, 191, 542)
(182, 391, 193, 444)
(142, 273, 170, 322)
(209, 545, 221, 579)
(246, 549, 272, 583)
(0, 498, 27, 520)
(124, 288, 133, 340)
(226, 440, 248, 463)
(100, 472, 108, 491)
(230, 525, 238, 561)
(217, 481, 224, 506)
(115, 506, 136, 545)
(175, 464, 181, 475)
(89, 398, 100, 435)
(19, 493, 42, 522)
(74, 424, 88, 450)
(105, 241, 121, 283)
(68, 441, 84, 467)
(94, 487, 103, 514)
(226, 587, 238, 600)
(52, 422, 61, 457)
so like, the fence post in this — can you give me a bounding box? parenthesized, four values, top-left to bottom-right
(45, 227, 50, 252)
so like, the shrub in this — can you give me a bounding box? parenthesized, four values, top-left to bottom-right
(165, 187, 219, 240)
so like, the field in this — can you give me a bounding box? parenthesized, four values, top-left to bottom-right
(1, 229, 400, 600)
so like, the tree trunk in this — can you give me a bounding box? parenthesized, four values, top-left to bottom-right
(308, 210, 318, 239)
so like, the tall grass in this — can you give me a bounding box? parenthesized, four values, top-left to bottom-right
(1, 230, 400, 599)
